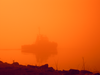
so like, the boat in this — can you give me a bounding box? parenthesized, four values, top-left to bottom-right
(21, 28, 58, 63)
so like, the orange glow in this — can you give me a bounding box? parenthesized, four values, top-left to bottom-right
(0, 0, 100, 72)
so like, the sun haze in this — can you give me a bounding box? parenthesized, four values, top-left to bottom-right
(0, 0, 100, 72)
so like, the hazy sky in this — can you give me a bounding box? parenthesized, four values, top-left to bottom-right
(0, 0, 100, 72)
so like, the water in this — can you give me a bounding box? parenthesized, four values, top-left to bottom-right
(0, 49, 100, 73)
(0, 50, 36, 65)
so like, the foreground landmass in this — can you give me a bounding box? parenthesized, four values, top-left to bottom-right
(0, 61, 100, 75)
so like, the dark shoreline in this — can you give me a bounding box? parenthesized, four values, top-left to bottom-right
(0, 61, 100, 75)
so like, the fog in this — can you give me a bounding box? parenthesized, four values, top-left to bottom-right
(0, 0, 100, 73)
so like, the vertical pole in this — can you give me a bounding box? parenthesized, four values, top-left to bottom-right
(82, 57, 85, 70)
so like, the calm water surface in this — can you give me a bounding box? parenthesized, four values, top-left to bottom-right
(0, 49, 100, 73)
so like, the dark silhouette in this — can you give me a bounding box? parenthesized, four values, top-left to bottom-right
(0, 60, 99, 75)
(21, 28, 58, 63)
(69, 69, 80, 75)
(80, 70, 93, 75)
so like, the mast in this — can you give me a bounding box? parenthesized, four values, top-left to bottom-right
(38, 27, 40, 36)
(38, 27, 41, 40)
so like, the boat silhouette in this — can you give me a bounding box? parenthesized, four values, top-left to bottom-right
(21, 27, 58, 63)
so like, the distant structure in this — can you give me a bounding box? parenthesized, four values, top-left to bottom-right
(21, 27, 58, 63)
(82, 57, 85, 70)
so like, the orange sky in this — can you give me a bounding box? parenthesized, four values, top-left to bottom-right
(0, 0, 100, 72)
